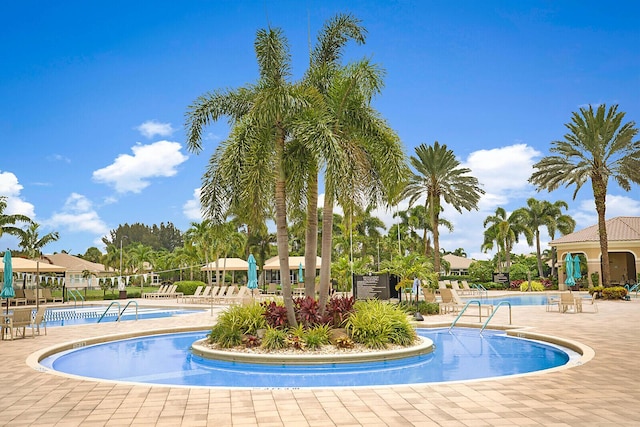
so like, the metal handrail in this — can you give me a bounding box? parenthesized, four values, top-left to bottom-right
(97, 301, 121, 323)
(448, 300, 483, 332)
(472, 283, 488, 299)
(119, 300, 139, 320)
(67, 289, 85, 307)
(480, 301, 512, 334)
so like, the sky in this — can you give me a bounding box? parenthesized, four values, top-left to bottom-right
(1, 0, 639, 260)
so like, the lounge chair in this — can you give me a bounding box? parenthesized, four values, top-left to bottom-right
(266, 283, 279, 295)
(576, 293, 598, 313)
(143, 285, 167, 299)
(460, 280, 475, 295)
(3, 307, 35, 340)
(31, 306, 47, 335)
(24, 289, 46, 305)
(181, 285, 203, 303)
(200, 286, 219, 303)
(422, 288, 438, 311)
(10, 289, 27, 306)
(224, 286, 250, 305)
(439, 289, 460, 314)
(42, 288, 63, 303)
(214, 285, 238, 304)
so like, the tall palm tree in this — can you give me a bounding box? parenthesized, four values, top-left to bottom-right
(186, 27, 308, 326)
(0, 196, 32, 240)
(404, 142, 485, 274)
(545, 202, 576, 278)
(482, 207, 531, 273)
(16, 222, 59, 259)
(530, 104, 640, 286)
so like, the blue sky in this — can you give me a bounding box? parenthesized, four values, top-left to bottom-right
(1, 0, 639, 259)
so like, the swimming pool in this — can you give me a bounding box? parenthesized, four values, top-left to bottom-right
(39, 328, 581, 388)
(42, 306, 205, 327)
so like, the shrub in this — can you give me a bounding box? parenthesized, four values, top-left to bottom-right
(468, 261, 494, 282)
(398, 301, 440, 316)
(174, 280, 206, 295)
(209, 302, 266, 347)
(590, 272, 600, 287)
(324, 295, 355, 327)
(602, 286, 627, 300)
(303, 324, 331, 350)
(261, 326, 288, 350)
(262, 301, 289, 329)
(346, 300, 416, 349)
(519, 281, 546, 292)
(509, 263, 531, 281)
(294, 296, 324, 328)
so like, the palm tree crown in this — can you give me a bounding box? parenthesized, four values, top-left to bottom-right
(404, 141, 484, 273)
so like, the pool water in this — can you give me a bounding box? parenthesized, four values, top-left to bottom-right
(43, 307, 204, 327)
(463, 294, 549, 306)
(40, 328, 578, 388)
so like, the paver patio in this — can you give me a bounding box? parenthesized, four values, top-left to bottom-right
(0, 293, 638, 426)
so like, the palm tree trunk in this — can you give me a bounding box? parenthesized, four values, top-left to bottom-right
(535, 231, 544, 278)
(431, 195, 442, 274)
(592, 177, 611, 285)
(275, 129, 297, 327)
(318, 186, 334, 316)
(304, 167, 318, 297)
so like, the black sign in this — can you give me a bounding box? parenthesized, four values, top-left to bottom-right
(492, 272, 510, 284)
(354, 273, 391, 300)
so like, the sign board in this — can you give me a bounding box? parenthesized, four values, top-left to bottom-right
(354, 273, 392, 300)
(492, 272, 510, 285)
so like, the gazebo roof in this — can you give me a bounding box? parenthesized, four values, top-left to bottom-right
(263, 256, 322, 270)
(201, 257, 249, 271)
(442, 254, 473, 270)
(550, 216, 640, 245)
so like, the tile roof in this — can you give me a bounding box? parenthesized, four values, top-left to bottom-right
(42, 253, 110, 273)
(550, 216, 640, 244)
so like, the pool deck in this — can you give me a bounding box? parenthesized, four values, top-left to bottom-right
(1, 292, 639, 426)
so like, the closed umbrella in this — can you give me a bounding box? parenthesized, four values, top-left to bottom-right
(565, 253, 575, 288)
(2, 251, 15, 314)
(247, 254, 258, 297)
(573, 255, 582, 280)
(298, 263, 303, 284)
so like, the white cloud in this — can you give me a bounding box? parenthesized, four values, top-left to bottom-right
(136, 120, 175, 139)
(183, 188, 203, 220)
(47, 193, 109, 235)
(0, 170, 36, 218)
(47, 154, 71, 163)
(92, 141, 188, 193)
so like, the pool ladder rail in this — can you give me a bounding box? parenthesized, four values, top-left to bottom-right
(97, 301, 139, 323)
(448, 300, 512, 334)
(67, 289, 85, 307)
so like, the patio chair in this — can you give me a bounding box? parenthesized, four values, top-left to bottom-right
(143, 285, 167, 299)
(577, 293, 598, 313)
(224, 286, 250, 305)
(460, 280, 475, 295)
(546, 294, 560, 312)
(560, 292, 578, 313)
(214, 285, 238, 304)
(31, 306, 47, 336)
(439, 289, 459, 314)
(4, 307, 35, 340)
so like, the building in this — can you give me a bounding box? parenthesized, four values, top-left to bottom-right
(42, 253, 113, 289)
(441, 253, 473, 275)
(550, 216, 640, 288)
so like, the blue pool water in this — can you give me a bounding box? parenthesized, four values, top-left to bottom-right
(42, 307, 204, 327)
(40, 328, 578, 388)
(463, 294, 549, 306)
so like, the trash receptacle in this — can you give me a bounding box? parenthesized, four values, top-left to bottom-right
(119, 290, 127, 299)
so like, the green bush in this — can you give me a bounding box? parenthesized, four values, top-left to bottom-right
(468, 261, 494, 282)
(602, 286, 627, 300)
(302, 324, 331, 350)
(519, 281, 545, 292)
(174, 280, 206, 295)
(510, 263, 531, 281)
(209, 302, 267, 347)
(346, 300, 416, 349)
(261, 327, 288, 350)
(590, 272, 600, 287)
(398, 301, 440, 316)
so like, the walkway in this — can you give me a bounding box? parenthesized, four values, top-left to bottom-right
(0, 294, 638, 426)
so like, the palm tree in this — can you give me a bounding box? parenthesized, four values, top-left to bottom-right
(546, 203, 576, 278)
(482, 207, 531, 273)
(403, 142, 485, 274)
(0, 196, 32, 240)
(128, 243, 155, 283)
(512, 199, 575, 278)
(530, 104, 640, 286)
(16, 222, 59, 259)
(186, 27, 310, 326)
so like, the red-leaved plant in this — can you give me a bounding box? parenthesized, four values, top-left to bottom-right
(261, 301, 289, 329)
